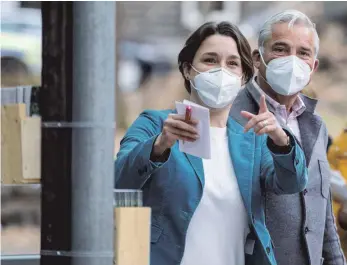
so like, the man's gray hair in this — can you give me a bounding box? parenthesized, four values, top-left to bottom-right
(258, 10, 320, 57)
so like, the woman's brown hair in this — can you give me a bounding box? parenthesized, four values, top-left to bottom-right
(178, 21, 254, 93)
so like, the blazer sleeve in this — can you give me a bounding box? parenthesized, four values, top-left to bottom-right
(260, 129, 308, 194)
(115, 110, 170, 189)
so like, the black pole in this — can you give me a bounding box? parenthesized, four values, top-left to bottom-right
(40, 2, 73, 265)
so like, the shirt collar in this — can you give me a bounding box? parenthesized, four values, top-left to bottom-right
(252, 75, 306, 118)
(252, 76, 280, 109)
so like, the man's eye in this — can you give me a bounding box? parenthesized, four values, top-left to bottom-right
(274, 47, 285, 52)
(300, 51, 310, 57)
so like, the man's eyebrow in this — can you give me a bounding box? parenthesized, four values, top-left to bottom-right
(272, 41, 290, 47)
(300, 46, 313, 54)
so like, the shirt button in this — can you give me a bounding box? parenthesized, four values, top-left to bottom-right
(304, 227, 309, 234)
(303, 189, 308, 195)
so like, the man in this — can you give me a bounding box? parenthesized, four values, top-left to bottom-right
(230, 10, 346, 265)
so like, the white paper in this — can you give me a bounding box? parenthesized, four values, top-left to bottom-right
(175, 100, 211, 159)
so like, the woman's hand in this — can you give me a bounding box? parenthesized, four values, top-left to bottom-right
(240, 95, 289, 146)
(152, 114, 199, 157)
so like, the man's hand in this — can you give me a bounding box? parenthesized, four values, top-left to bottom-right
(241, 95, 289, 146)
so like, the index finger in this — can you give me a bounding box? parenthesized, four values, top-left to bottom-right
(259, 95, 268, 114)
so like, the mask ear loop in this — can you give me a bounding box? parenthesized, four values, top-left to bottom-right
(188, 65, 201, 91)
(257, 47, 273, 87)
(190, 65, 201, 74)
(308, 59, 315, 75)
(189, 79, 200, 92)
(259, 47, 269, 69)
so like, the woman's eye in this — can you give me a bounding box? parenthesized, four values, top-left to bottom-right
(228, 61, 239, 66)
(204, 58, 216, 63)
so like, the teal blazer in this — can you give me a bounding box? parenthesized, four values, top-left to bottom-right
(115, 110, 308, 265)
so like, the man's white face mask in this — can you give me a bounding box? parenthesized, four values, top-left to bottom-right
(190, 66, 242, 109)
(260, 51, 313, 96)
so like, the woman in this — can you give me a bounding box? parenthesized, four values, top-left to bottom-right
(115, 22, 307, 265)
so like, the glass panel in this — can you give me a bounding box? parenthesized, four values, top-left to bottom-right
(1, 185, 41, 255)
(1, 5, 42, 87)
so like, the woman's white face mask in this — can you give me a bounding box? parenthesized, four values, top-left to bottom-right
(190, 66, 242, 109)
(259, 51, 313, 96)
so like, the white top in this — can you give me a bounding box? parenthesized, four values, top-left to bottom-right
(180, 127, 249, 265)
(252, 76, 305, 143)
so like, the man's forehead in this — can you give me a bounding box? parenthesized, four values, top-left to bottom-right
(268, 22, 315, 48)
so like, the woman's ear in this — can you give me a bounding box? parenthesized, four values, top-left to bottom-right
(252, 49, 261, 70)
(182, 62, 191, 80)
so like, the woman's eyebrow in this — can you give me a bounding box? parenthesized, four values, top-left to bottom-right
(228, 54, 241, 60)
(202, 52, 240, 59)
(202, 52, 241, 60)
(201, 52, 218, 56)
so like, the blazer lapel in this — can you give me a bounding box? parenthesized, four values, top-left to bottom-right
(297, 110, 322, 166)
(297, 94, 322, 166)
(185, 153, 204, 188)
(230, 81, 276, 127)
(227, 118, 254, 217)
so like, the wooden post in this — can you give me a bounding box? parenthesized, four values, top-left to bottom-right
(1, 103, 41, 184)
(1, 104, 26, 184)
(114, 208, 151, 265)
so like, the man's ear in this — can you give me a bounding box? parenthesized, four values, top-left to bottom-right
(252, 49, 261, 70)
(312, 59, 319, 73)
(306, 59, 320, 87)
(182, 62, 191, 80)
